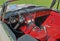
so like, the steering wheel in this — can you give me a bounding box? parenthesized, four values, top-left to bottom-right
(8, 13, 25, 33)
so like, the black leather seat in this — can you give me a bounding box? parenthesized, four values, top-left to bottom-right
(17, 34, 38, 41)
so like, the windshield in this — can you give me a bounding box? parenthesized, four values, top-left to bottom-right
(0, 0, 60, 10)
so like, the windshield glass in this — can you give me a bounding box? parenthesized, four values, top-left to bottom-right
(0, 0, 60, 10)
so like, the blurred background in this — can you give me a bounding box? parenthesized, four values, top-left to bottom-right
(0, 0, 60, 10)
(0, 0, 60, 9)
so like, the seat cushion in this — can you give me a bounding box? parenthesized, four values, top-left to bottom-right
(17, 34, 38, 41)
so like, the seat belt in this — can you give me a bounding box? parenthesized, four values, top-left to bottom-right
(50, 0, 60, 10)
(57, 0, 60, 10)
(50, 0, 56, 8)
